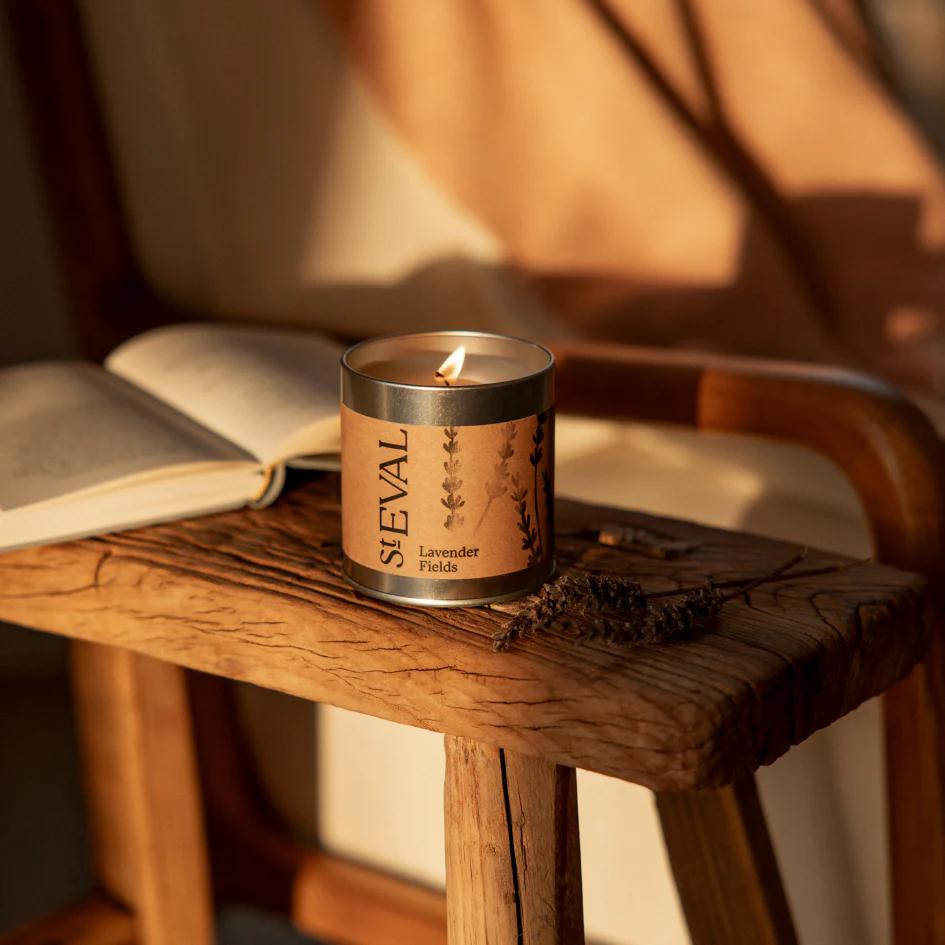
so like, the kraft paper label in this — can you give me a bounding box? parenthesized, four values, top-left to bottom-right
(341, 404, 554, 581)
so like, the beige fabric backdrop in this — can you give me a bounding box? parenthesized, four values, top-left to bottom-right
(78, 2, 924, 941)
(321, 0, 945, 384)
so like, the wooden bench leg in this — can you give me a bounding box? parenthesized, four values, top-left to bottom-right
(444, 736, 583, 944)
(885, 628, 945, 945)
(656, 775, 797, 945)
(70, 642, 214, 945)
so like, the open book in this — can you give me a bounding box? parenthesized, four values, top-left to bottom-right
(1, 323, 342, 550)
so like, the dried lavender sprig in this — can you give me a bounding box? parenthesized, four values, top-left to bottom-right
(571, 552, 856, 646)
(492, 551, 865, 651)
(571, 582, 725, 646)
(492, 573, 645, 651)
(646, 582, 726, 641)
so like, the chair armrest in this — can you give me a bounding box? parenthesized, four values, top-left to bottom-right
(551, 341, 945, 581)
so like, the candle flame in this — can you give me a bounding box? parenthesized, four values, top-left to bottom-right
(435, 345, 466, 385)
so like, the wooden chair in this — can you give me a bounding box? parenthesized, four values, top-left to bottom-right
(4, 3, 945, 943)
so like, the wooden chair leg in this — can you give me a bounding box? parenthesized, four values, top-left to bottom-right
(70, 642, 214, 945)
(443, 736, 584, 945)
(885, 627, 945, 945)
(656, 776, 797, 945)
(0, 895, 135, 945)
(188, 673, 447, 944)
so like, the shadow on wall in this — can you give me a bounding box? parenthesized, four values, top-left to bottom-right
(58, 0, 945, 393)
(537, 192, 945, 381)
(147, 187, 945, 394)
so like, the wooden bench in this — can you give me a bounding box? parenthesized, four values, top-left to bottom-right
(0, 474, 932, 945)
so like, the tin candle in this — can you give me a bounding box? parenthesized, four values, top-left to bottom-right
(341, 331, 555, 606)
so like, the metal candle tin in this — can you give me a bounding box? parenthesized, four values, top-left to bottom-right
(341, 330, 555, 606)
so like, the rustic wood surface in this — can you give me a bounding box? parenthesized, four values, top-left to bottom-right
(0, 475, 927, 790)
(503, 748, 583, 944)
(444, 737, 583, 945)
(71, 644, 213, 945)
(657, 777, 798, 945)
(444, 738, 517, 943)
(0, 897, 135, 945)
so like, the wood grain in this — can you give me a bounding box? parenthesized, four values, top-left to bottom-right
(0, 896, 135, 945)
(657, 777, 797, 945)
(504, 748, 583, 944)
(71, 643, 213, 945)
(444, 738, 517, 943)
(0, 475, 927, 792)
(444, 737, 582, 945)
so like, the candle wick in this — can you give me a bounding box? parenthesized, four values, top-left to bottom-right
(435, 371, 451, 387)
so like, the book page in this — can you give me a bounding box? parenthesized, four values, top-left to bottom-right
(0, 362, 254, 510)
(106, 324, 343, 465)
(1, 464, 265, 551)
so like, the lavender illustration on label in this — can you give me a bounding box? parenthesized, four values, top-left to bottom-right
(510, 472, 540, 565)
(441, 426, 465, 531)
(529, 412, 547, 562)
(477, 422, 517, 531)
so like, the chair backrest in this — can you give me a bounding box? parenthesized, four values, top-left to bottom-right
(6, 0, 143, 359)
(7, 0, 546, 360)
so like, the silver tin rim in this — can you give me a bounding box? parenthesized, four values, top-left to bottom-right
(343, 555, 556, 607)
(342, 329, 554, 426)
